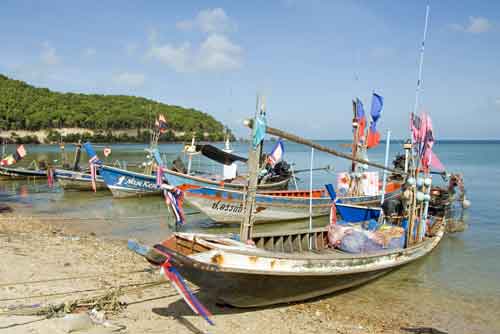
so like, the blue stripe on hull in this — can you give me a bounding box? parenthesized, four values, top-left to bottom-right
(100, 166, 160, 195)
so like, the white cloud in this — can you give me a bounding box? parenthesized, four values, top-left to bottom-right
(113, 72, 145, 87)
(84, 48, 96, 57)
(197, 34, 242, 71)
(450, 16, 492, 34)
(148, 34, 242, 73)
(41, 42, 60, 65)
(176, 8, 234, 34)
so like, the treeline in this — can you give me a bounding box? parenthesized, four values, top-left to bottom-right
(0, 74, 230, 141)
(1, 129, 224, 144)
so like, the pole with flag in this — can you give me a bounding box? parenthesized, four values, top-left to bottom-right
(367, 93, 384, 149)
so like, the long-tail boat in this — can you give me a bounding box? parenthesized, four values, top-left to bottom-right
(130, 96, 445, 308)
(180, 182, 400, 224)
(54, 143, 107, 191)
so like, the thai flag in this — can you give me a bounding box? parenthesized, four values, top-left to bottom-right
(163, 188, 185, 225)
(268, 139, 284, 166)
(156, 114, 168, 134)
(13, 145, 27, 161)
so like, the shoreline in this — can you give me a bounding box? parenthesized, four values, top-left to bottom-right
(0, 214, 395, 333)
(1, 214, 497, 333)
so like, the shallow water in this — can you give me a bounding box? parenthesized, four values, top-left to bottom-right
(1, 141, 499, 332)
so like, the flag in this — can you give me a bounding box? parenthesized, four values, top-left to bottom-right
(103, 147, 112, 157)
(156, 114, 168, 134)
(163, 188, 185, 226)
(1, 145, 27, 166)
(0, 154, 15, 166)
(367, 93, 383, 148)
(355, 98, 366, 142)
(160, 258, 214, 325)
(156, 165, 163, 186)
(267, 139, 284, 166)
(252, 113, 267, 149)
(13, 145, 27, 161)
(418, 113, 445, 172)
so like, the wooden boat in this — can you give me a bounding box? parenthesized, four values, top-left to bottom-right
(163, 167, 291, 191)
(99, 165, 161, 198)
(129, 209, 445, 307)
(0, 166, 47, 179)
(161, 143, 291, 191)
(54, 168, 107, 191)
(129, 98, 448, 310)
(180, 182, 401, 224)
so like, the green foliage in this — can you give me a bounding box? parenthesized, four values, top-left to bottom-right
(0, 74, 230, 142)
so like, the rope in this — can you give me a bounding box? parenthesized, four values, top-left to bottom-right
(0, 211, 200, 222)
(0, 280, 163, 303)
(0, 268, 155, 288)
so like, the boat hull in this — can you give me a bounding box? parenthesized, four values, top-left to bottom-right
(99, 165, 161, 198)
(130, 221, 444, 308)
(183, 186, 400, 224)
(0, 166, 47, 179)
(54, 169, 107, 191)
(176, 263, 391, 307)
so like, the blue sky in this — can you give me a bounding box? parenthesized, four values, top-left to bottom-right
(1, 0, 499, 139)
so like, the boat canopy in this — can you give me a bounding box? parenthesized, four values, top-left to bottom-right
(195, 144, 248, 166)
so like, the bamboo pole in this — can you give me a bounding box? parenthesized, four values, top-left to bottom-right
(244, 120, 405, 175)
(240, 96, 265, 242)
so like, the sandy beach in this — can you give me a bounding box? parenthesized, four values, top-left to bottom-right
(2, 207, 497, 334)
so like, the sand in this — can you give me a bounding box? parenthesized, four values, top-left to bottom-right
(0, 213, 494, 334)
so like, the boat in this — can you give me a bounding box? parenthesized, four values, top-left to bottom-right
(54, 168, 107, 191)
(99, 164, 161, 198)
(129, 95, 446, 310)
(180, 182, 401, 224)
(0, 144, 48, 179)
(0, 165, 48, 179)
(161, 141, 291, 191)
(129, 214, 444, 307)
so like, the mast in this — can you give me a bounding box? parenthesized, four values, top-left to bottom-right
(351, 99, 359, 173)
(240, 95, 265, 242)
(411, 4, 430, 149)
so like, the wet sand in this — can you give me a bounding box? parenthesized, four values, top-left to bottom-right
(1, 211, 498, 333)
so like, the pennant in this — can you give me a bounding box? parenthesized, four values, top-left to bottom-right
(103, 147, 112, 157)
(252, 113, 267, 149)
(160, 258, 214, 326)
(267, 139, 284, 166)
(1, 145, 27, 166)
(156, 114, 168, 134)
(156, 165, 163, 186)
(13, 145, 27, 161)
(355, 98, 366, 143)
(367, 93, 383, 148)
(47, 168, 54, 188)
(163, 188, 185, 225)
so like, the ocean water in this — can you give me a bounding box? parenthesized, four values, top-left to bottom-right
(1, 141, 499, 331)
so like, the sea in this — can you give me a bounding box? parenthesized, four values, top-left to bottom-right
(1, 140, 499, 332)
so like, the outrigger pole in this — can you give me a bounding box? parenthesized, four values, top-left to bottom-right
(243, 119, 406, 176)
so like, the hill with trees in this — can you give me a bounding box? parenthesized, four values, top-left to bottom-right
(0, 74, 230, 143)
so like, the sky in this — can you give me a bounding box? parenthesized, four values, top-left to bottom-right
(1, 0, 499, 139)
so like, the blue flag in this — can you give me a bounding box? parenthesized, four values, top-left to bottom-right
(252, 113, 267, 148)
(369, 93, 383, 131)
